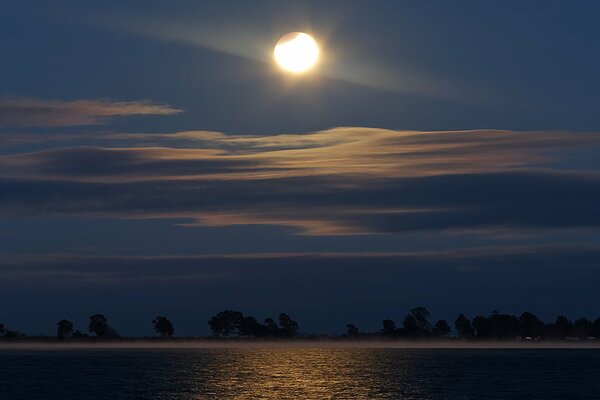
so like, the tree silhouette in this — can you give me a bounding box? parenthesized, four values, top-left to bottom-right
(472, 316, 491, 338)
(455, 314, 474, 338)
(57, 319, 74, 339)
(208, 310, 244, 336)
(204, 312, 304, 338)
(0, 323, 4, 336)
(433, 320, 451, 337)
(239, 316, 264, 337)
(412, 307, 432, 333)
(278, 313, 299, 337)
(152, 316, 174, 338)
(346, 324, 359, 337)
(553, 315, 572, 339)
(88, 314, 109, 337)
(381, 319, 396, 336)
(403, 314, 419, 336)
(572, 318, 593, 339)
(264, 317, 279, 337)
(488, 312, 520, 339)
(403, 307, 432, 337)
(519, 312, 544, 338)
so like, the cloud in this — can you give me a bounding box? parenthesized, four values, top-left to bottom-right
(2, 171, 599, 235)
(0, 98, 181, 128)
(1, 245, 599, 283)
(1, 128, 599, 236)
(0, 128, 594, 181)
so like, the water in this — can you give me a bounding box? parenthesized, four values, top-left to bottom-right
(1, 348, 599, 399)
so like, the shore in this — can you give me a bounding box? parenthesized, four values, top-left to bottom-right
(2, 338, 600, 349)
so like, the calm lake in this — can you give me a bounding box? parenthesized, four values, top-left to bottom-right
(1, 348, 599, 399)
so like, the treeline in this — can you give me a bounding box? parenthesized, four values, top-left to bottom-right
(209, 310, 299, 338)
(2, 308, 600, 340)
(0, 311, 300, 339)
(0, 315, 175, 339)
(370, 307, 600, 340)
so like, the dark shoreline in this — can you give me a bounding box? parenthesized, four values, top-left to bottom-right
(2, 337, 600, 349)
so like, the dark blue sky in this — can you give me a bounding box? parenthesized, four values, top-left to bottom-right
(1, 0, 600, 336)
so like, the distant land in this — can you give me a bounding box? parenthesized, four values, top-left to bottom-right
(2, 307, 600, 346)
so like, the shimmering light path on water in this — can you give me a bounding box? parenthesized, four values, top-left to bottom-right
(1, 348, 599, 399)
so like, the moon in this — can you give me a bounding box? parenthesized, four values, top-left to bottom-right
(274, 32, 320, 73)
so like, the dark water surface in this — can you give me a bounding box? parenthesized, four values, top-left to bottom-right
(1, 348, 599, 399)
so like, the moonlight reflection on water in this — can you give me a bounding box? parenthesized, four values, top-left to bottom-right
(1, 348, 600, 399)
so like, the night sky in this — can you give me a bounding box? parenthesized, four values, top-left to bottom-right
(2, 0, 600, 336)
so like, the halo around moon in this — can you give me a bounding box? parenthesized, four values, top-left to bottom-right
(274, 32, 320, 73)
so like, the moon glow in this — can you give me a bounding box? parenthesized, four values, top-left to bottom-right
(274, 32, 320, 73)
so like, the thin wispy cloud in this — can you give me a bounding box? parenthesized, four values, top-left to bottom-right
(1, 245, 599, 284)
(1, 128, 594, 181)
(0, 98, 181, 128)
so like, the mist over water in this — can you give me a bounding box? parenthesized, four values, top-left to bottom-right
(3, 339, 600, 350)
(2, 348, 599, 399)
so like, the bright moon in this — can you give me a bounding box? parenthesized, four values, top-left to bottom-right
(274, 32, 319, 73)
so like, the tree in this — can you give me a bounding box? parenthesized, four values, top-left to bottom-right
(381, 319, 396, 336)
(57, 319, 74, 339)
(455, 314, 474, 338)
(278, 313, 299, 337)
(153, 316, 174, 338)
(403, 315, 419, 337)
(519, 312, 544, 338)
(433, 320, 451, 337)
(346, 324, 359, 337)
(0, 323, 4, 336)
(410, 307, 432, 333)
(239, 316, 264, 337)
(553, 315, 572, 339)
(208, 310, 244, 336)
(89, 314, 109, 337)
(488, 312, 520, 339)
(403, 307, 432, 337)
(264, 318, 279, 337)
(472, 316, 491, 338)
(572, 318, 592, 339)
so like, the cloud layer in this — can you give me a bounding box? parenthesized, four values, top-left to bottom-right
(1, 128, 593, 181)
(1, 128, 599, 236)
(2, 245, 599, 284)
